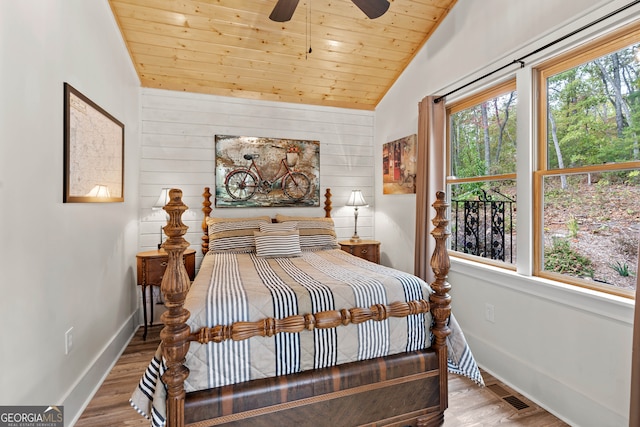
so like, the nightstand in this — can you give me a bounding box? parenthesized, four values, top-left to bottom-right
(339, 240, 381, 264)
(136, 248, 196, 340)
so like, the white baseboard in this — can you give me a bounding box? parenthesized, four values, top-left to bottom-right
(63, 313, 139, 427)
(466, 332, 628, 427)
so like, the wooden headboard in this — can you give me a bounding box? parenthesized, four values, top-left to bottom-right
(200, 187, 333, 255)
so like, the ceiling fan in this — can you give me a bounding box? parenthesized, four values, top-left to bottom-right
(269, 0, 390, 22)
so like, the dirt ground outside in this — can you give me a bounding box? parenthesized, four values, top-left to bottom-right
(543, 182, 639, 291)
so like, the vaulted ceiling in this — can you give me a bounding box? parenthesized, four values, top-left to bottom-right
(108, 0, 457, 110)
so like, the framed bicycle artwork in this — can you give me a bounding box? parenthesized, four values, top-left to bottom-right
(214, 135, 320, 208)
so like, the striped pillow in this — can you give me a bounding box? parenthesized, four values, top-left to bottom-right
(275, 215, 339, 251)
(259, 222, 297, 233)
(206, 216, 271, 253)
(254, 230, 302, 258)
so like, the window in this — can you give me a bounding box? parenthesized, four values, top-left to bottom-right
(536, 25, 640, 296)
(447, 81, 518, 266)
(444, 23, 640, 298)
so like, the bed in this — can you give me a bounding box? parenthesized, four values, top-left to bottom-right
(131, 187, 482, 427)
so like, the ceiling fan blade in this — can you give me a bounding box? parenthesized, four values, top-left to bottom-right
(269, 0, 300, 22)
(351, 0, 390, 19)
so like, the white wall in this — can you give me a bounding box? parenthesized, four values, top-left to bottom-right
(375, 0, 638, 425)
(138, 89, 375, 272)
(0, 1, 140, 425)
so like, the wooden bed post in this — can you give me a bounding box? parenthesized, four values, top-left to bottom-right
(430, 191, 451, 347)
(201, 186, 212, 255)
(429, 191, 451, 418)
(323, 188, 332, 218)
(160, 189, 191, 427)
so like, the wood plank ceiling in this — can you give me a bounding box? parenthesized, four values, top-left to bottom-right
(108, 0, 457, 110)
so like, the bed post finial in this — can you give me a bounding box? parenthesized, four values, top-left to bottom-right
(161, 188, 191, 427)
(202, 187, 212, 255)
(324, 188, 332, 218)
(430, 191, 451, 350)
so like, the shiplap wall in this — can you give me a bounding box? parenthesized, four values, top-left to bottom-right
(139, 88, 375, 266)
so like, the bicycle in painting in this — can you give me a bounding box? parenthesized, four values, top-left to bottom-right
(224, 152, 311, 201)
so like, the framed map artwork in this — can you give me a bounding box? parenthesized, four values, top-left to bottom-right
(215, 135, 320, 208)
(382, 134, 417, 195)
(63, 83, 124, 203)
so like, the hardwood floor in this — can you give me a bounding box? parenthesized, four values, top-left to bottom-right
(446, 370, 568, 426)
(75, 325, 568, 426)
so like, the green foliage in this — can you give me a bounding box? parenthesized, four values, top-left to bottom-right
(450, 91, 518, 179)
(547, 44, 640, 170)
(453, 136, 487, 179)
(453, 182, 485, 198)
(566, 215, 579, 238)
(452, 43, 640, 194)
(627, 170, 640, 184)
(544, 238, 594, 278)
(609, 261, 636, 277)
(450, 180, 517, 203)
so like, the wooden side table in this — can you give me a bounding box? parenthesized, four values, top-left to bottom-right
(339, 240, 381, 264)
(136, 248, 196, 340)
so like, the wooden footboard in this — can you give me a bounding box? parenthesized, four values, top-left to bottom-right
(160, 189, 451, 427)
(191, 299, 430, 344)
(184, 349, 442, 427)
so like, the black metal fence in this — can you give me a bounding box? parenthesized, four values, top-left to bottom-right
(451, 190, 516, 263)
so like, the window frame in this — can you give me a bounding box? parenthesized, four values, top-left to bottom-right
(446, 79, 518, 269)
(443, 22, 640, 299)
(534, 23, 640, 298)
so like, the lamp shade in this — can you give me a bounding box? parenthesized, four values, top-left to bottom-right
(345, 190, 368, 207)
(85, 184, 111, 198)
(152, 188, 171, 210)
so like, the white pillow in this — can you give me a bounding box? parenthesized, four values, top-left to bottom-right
(254, 230, 302, 258)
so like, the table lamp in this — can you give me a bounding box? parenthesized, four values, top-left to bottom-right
(345, 189, 368, 242)
(152, 188, 171, 249)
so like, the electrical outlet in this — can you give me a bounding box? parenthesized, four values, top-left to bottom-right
(65, 327, 74, 355)
(485, 303, 495, 323)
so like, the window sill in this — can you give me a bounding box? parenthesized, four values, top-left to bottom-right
(449, 257, 634, 324)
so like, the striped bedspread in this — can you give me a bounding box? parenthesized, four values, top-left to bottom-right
(130, 249, 483, 427)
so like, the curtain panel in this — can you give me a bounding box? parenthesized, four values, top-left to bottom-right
(414, 96, 446, 283)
